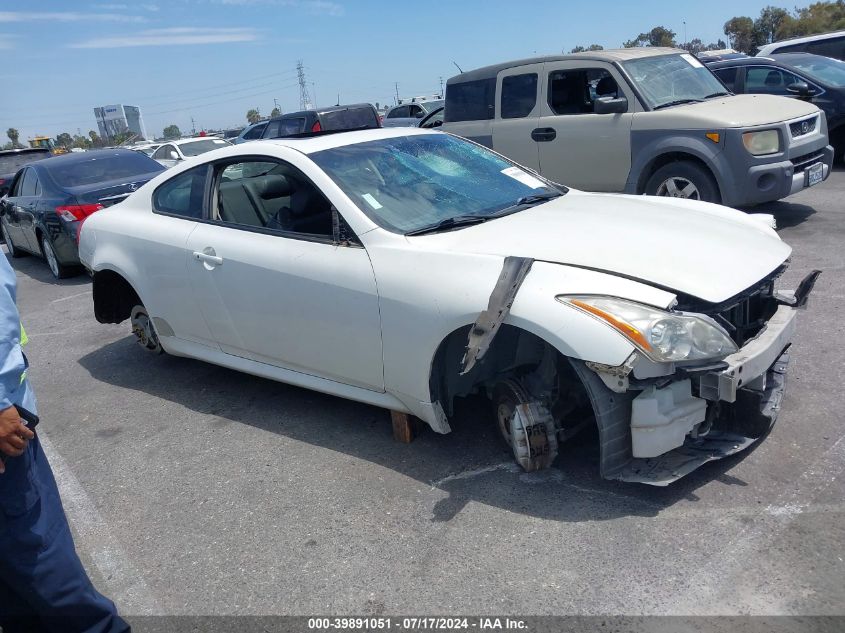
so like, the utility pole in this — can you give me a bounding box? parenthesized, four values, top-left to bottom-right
(297, 60, 313, 110)
(191, 116, 196, 135)
(439, 76, 444, 97)
(273, 97, 280, 112)
(394, 82, 400, 105)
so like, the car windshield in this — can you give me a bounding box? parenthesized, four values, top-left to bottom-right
(786, 55, 845, 87)
(49, 152, 164, 187)
(0, 151, 50, 174)
(310, 133, 563, 234)
(179, 139, 230, 156)
(621, 53, 729, 109)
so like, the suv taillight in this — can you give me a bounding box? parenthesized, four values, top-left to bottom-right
(311, 120, 322, 132)
(56, 204, 104, 222)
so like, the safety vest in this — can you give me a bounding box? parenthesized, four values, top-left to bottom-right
(20, 322, 27, 383)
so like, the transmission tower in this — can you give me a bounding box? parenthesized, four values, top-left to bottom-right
(297, 60, 313, 110)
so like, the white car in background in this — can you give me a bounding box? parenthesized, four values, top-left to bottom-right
(78, 128, 817, 485)
(150, 137, 232, 168)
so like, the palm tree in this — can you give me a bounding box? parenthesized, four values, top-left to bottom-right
(246, 109, 261, 124)
(6, 128, 20, 148)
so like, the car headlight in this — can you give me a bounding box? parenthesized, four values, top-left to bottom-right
(557, 296, 738, 363)
(742, 129, 780, 156)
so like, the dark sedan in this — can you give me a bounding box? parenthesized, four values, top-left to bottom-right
(0, 149, 164, 278)
(708, 53, 845, 161)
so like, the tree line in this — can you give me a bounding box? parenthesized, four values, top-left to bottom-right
(567, 0, 845, 55)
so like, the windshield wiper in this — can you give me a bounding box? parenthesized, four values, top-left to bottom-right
(704, 91, 731, 98)
(653, 98, 703, 110)
(405, 215, 490, 236)
(493, 191, 563, 216)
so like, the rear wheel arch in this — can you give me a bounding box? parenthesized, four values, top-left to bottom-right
(92, 268, 143, 324)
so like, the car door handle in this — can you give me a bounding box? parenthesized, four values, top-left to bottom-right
(193, 251, 223, 266)
(531, 127, 557, 142)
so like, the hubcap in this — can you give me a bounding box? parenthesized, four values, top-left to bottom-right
(42, 238, 59, 277)
(656, 176, 700, 200)
(130, 306, 161, 352)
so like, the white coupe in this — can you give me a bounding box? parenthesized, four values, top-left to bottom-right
(78, 128, 817, 485)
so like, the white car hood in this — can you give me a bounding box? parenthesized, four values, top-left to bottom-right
(415, 191, 791, 303)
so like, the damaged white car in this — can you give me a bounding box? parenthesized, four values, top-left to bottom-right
(78, 128, 819, 485)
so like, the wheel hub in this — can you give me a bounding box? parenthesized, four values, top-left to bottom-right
(656, 176, 700, 200)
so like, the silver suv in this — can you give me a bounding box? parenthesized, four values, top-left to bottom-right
(442, 47, 834, 206)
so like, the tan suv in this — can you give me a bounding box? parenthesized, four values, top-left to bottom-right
(442, 47, 833, 206)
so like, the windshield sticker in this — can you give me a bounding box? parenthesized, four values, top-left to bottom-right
(362, 193, 383, 209)
(501, 166, 545, 189)
(680, 53, 704, 69)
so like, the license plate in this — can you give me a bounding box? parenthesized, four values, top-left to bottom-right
(806, 162, 824, 187)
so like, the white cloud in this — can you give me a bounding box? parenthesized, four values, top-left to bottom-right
(69, 27, 261, 48)
(0, 11, 147, 23)
(215, 0, 343, 16)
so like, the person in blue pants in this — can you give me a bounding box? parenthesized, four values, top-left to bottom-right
(0, 253, 130, 633)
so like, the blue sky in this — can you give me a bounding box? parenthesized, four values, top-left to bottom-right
(2, 0, 779, 141)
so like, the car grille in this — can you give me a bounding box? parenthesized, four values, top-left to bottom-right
(789, 116, 817, 139)
(675, 268, 784, 348)
(791, 149, 826, 173)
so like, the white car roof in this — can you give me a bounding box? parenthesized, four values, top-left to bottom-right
(242, 126, 438, 154)
(170, 137, 232, 147)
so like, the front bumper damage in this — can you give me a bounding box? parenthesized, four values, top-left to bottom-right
(576, 274, 816, 486)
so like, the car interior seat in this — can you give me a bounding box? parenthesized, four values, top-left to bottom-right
(764, 70, 783, 88)
(218, 180, 264, 227)
(595, 75, 619, 98)
(243, 174, 293, 227)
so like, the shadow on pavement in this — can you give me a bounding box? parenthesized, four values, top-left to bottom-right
(3, 248, 90, 287)
(79, 337, 755, 524)
(739, 201, 816, 230)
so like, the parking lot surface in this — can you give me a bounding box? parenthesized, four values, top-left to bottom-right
(6, 168, 845, 616)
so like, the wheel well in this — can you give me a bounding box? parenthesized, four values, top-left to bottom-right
(92, 270, 142, 324)
(637, 151, 721, 198)
(429, 324, 588, 420)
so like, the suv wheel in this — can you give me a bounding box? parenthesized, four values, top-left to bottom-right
(645, 161, 720, 204)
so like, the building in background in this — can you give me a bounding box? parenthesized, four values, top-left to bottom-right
(93, 104, 147, 142)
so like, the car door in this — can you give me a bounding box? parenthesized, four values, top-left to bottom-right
(185, 156, 384, 391)
(12, 167, 42, 252)
(535, 61, 634, 190)
(492, 63, 543, 172)
(1, 171, 27, 249)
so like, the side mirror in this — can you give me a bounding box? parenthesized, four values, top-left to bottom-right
(415, 111, 424, 118)
(594, 96, 628, 114)
(787, 81, 816, 97)
(170, 151, 180, 160)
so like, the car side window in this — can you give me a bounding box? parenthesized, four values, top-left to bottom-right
(713, 67, 738, 91)
(501, 73, 538, 119)
(548, 68, 618, 115)
(152, 145, 172, 160)
(804, 37, 845, 59)
(212, 159, 335, 239)
(388, 106, 410, 119)
(745, 66, 801, 95)
(20, 168, 39, 197)
(244, 123, 266, 139)
(409, 105, 425, 118)
(153, 165, 207, 219)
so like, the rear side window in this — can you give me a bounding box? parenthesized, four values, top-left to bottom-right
(265, 118, 306, 137)
(388, 106, 410, 118)
(19, 168, 39, 196)
(501, 73, 538, 118)
(445, 78, 496, 122)
(243, 122, 267, 140)
(713, 67, 738, 90)
(803, 37, 845, 60)
(320, 107, 379, 130)
(153, 165, 207, 219)
(49, 152, 163, 187)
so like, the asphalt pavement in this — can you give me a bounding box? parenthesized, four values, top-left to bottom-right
(5, 168, 845, 618)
